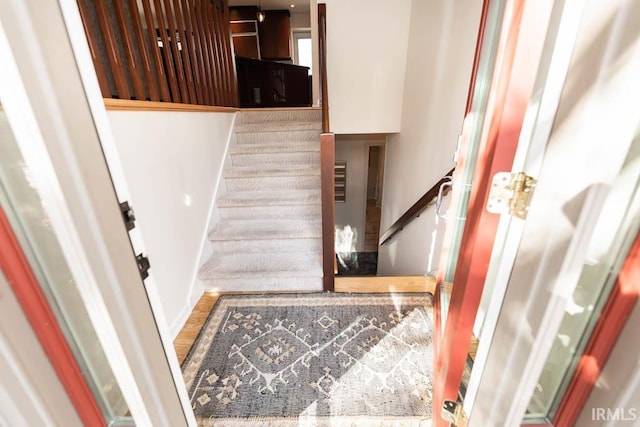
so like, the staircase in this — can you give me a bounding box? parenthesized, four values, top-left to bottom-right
(198, 109, 324, 291)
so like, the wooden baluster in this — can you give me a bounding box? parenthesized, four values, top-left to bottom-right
(174, 0, 200, 104)
(218, 5, 235, 106)
(222, 0, 239, 106)
(94, 0, 130, 99)
(112, 0, 146, 100)
(141, 0, 172, 102)
(193, 0, 216, 105)
(319, 3, 329, 132)
(76, 0, 111, 97)
(162, 0, 191, 103)
(128, 0, 160, 101)
(185, 0, 211, 105)
(210, 6, 228, 105)
(201, 1, 221, 105)
(153, 0, 182, 102)
(215, 3, 228, 105)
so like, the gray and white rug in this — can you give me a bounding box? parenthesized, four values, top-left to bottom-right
(182, 293, 434, 426)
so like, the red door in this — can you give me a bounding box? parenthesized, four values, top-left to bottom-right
(433, 0, 557, 424)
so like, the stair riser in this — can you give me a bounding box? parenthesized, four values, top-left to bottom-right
(201, 277, 323, 292)
(236, 130, 321, 144)
(219, 205, 320, 220)
(231, 152, 320, 166)
(236, 123, 321, 134)
(236, 110, 321, 125)
(211, 238, 322, 253)
(226, 176, 320, 191)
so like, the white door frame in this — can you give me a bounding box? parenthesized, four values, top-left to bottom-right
(464, 0, 640, 424)
(0, 0, 194, 425)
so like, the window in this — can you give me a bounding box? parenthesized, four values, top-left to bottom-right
(293, 31, 312, 75)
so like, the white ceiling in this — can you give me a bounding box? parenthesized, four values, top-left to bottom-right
(228, 0, 310, 13)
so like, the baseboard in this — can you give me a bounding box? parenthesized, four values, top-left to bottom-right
(169, 302, 194, 339)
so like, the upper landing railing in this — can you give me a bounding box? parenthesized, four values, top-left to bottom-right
(318, 3, 335, 292)
(77, 0, 238, 107)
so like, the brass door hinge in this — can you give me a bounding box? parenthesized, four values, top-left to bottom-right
(487, 172, 537, 219)
(442, 400, 468, 426)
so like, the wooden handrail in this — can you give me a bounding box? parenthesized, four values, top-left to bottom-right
(104, 98, 238, 112)
(379, 168, 455, 245)
(318, 3, 329, 133)
(320, 133, 336, 291)
(318, 4, 334, 291)
(77, 0, 238, 107)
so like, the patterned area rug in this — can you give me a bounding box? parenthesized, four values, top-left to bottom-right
(182, 293, 434, 426)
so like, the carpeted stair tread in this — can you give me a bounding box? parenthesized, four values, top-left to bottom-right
(218, 204, 320, 220)
(234, 121, 321, 133)
(208, 219, 321, 241)
(199, 252, 322, 279)
(217, 189, 321, 207)
(229, 141, 318, 154)
(235, 130, 321, 144)
(225, 164, 320, 178)
(236, 109, 321, 125)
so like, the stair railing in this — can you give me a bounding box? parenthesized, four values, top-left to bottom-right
(318, 3, 335, 291)
(318, 3, 329, 133)
(379, 168, 455, 245)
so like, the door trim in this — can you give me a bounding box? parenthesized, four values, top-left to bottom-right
(433, 0, 492, 378)
(0, 207, 104, 425)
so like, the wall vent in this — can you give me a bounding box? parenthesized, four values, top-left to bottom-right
(335, 161, 346, 202)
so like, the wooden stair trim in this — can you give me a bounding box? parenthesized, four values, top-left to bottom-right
(334, 276, 436, 294)
(104, 98, 238, 112)
(239, 107, 322, 111)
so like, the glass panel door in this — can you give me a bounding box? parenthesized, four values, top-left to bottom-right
(434, 0, 564, 424)
(437, 0, 505, 335)
(525, 125, 640, 422)
(0, 107, 133, 425)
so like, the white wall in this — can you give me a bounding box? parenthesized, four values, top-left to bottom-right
(107, 111, 234, 335)
(290, 11, 311, 29)
(323, 0, 411, 134)
(377, 0, 482, 276)
(334, 134, 385, 252)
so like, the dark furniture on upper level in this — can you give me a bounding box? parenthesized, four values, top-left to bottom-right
(236, 56, 311, 107)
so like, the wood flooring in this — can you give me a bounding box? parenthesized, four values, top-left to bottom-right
(174, 292, 219, 364)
